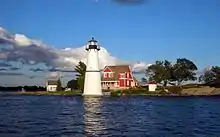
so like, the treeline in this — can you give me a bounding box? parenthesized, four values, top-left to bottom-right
(0, 86, 46, 91)
(145, 58, 220, 87)
(199, 66, 220, 87)
(145, 58, 198, 86)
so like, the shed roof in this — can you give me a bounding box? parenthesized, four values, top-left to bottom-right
(47, 80, 58, 85)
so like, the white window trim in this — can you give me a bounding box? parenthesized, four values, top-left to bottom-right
(103, 72, 107, 78)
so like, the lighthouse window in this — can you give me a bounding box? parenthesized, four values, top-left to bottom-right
(104, 73, 107, 78)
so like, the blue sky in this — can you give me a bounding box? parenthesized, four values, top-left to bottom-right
(0, 0, 220, 86)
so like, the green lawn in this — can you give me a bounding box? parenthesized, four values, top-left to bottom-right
(16, 90, 82, 96)
(110, 88, 164, 97)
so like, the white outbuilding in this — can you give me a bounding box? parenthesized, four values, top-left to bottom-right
(148, 82, 157, 92)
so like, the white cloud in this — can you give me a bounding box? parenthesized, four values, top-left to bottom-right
(0, 26, 151, 73)
(14, 34, 32, 46)
(0, 27, 14, 44)
(132, 62, 152, 73)
(46, 72, 59, 78)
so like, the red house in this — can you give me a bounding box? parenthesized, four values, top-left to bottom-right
(101, 65, 139, 90)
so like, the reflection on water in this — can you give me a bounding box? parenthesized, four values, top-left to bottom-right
(83, 97, 106, 136)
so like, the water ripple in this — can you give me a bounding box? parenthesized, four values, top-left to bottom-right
(0, 94, 220, 136)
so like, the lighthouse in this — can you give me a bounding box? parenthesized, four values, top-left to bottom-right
(83, 37, 103, 96)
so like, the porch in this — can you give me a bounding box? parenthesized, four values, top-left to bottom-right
(101, 81, 119, 90)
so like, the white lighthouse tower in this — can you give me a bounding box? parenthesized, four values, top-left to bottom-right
(83, 37, 103, 96)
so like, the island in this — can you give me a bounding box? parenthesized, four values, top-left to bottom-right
(2, 58, 220, 97)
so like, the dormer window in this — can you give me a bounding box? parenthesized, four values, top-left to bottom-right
(109, 73, 113, 78)
(104, 73, 107, 78)
(103, 72, 113, 78)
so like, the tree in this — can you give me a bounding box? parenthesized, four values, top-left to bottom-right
(172, 58, 198, 85)
(141, 77, 147, 82)
(199, 66, 220, 86)
(146, 60, 173, 86)
(146, 58, 198, 86)
(66, 79, 78, 90)
(163, 60, 174, 86)
(56, 78, 62, 91)
(75, 61, 86, 91)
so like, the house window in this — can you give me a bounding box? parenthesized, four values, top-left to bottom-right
(127, 81, 129, 86)
(110, 73, 113, 78)
(104, 72, 113, 78)
(127, 73, 130, 78)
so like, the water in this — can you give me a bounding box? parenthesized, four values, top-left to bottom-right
(0, 93, 220, 137)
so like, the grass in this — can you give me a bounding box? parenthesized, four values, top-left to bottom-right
(15, 90, 82, 96)
(110, 88, 163, 97)
(110, 84, 215, 97)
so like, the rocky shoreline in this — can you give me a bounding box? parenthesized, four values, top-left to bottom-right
(181, 86, 220, 96)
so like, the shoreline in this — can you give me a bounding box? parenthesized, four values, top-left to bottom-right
(10, 91, 220, 97)
(11, 91, 82, 96)
(5, 86, 220, 97)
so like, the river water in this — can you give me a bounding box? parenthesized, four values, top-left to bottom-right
(0, 93, 220, 137)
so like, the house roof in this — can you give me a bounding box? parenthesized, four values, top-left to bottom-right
(132, 75, 137, 81)
(102, 65, 131, 81)
(47, 80, 58, 85)
(105, 65, 130, 72)
(148, 82, 157, 84)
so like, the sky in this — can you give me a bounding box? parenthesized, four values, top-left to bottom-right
(0, 0, 220, 86)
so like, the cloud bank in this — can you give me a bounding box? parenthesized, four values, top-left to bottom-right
(0, 62, 12, 67)
(0, 72, 24, 76)
(0, 26, 150, 74)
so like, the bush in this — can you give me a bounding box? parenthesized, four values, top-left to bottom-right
(203, 81, 220, 88)
(159, 90, 168, 95)
(126, 88, 152, 95)
(156, 86, 165, 92)
(182, 83, 202, 89)
(110, 88, 160, 96)
(110, 89, 127, 96)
